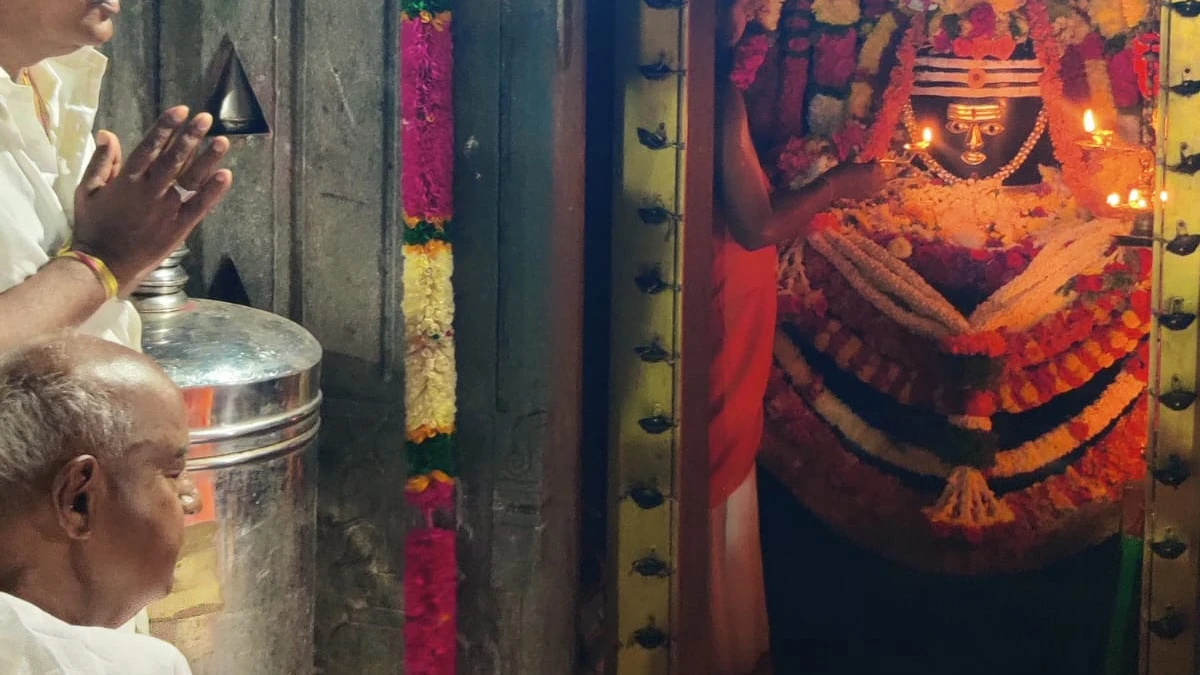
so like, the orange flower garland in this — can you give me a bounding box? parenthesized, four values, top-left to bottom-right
(788, 303, 1147, 416)
(1026, 0, 1109, 215)
(764, 367, 1148, 557)
(862, 16, 925, 162)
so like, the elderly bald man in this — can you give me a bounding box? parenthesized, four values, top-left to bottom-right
(0, 335, 199, 673)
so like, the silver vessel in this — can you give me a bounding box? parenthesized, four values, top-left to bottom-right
(137, 248, 322, 675)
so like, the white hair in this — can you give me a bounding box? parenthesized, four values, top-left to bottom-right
(0, 338, 132, 507)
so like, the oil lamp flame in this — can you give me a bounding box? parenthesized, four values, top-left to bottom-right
(1107, 193, 1122, 207)
(1079, 109, 1114, 149)
(904, 127, 934, 153)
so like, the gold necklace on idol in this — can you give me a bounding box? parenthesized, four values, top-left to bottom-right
(902, 103, 1048, 185)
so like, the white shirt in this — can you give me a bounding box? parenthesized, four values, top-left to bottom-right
(0, 48, 141, 349)
(0, 592, 191, 674)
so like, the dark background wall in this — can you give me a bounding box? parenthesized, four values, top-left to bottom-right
(97, 1, 585, 673)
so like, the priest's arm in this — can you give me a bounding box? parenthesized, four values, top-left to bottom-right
(716, 81, 886, 251)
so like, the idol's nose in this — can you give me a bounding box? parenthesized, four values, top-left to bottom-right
(966, 124, 984, 150)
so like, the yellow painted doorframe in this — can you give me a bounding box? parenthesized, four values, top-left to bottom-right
(605, 3, 1200, 675)
(607, 1, 715, 674)
(1144, 5, 1200, 673)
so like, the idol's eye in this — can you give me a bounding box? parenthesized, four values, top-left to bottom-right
(946, 120, 970, 134)
(981, 122, 1004, 136)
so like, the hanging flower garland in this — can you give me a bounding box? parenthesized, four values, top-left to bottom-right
(862, 15, 924, 161)
(400, 2, 457, 674)
(778, 1, 815, 140)
(1026, 0, 1105, 214)
(765, 352, 1148, 554)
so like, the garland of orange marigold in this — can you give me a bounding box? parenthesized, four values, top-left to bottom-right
(1026, 0, 1107, 215)
(862, 16, 924, 162)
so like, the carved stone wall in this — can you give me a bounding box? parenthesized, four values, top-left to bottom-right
(97, 1, 584, 672)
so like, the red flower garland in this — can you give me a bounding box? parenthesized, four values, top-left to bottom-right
(775, 136, 817, 184)
(786, 296, 1146, 416)
(732, 32, 772, 92)
(1108, 47, 1141, 108)
(404, 528, 457, 675)
(814, 29, 859, 89)
(401, 11, 455, 225)
(763, 369, 1147, 568)
(833, 120, 868, 161)
(781, 235, 1151, 415)
(777, 7, 813, 139)
(1026, 0, 1106, 215)
(870, 234, 1037, 301)
(799, 245, 941, 369)
(863, 0, 889, 18)
(1060, 45, 1090, 102)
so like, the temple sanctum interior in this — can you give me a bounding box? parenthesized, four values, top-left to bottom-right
(19, 0, 1200, 673)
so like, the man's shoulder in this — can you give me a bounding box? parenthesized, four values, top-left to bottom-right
(0, 593, 192, 674)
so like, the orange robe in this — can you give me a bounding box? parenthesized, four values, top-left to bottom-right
(709, 217, 778, 508)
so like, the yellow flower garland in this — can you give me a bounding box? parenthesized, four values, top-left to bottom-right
(1089, 0, 1127, 38)
(812, 0, 861, 26)
(858, 12, 897, 76)
(1121, 0, 1149, 29)
(402, 242, 458, 444)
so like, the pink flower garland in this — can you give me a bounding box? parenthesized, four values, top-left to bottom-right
(400, 9, 458, 675)
(1060, 45, 1089, 102)
(777, 2, 814, 139)
(401, 11, 455, 226)
(1108, 47, 1141, 108)
(404, 528, 457, 675)
(732, 33, 772, 91)
(813, 29, 859, 89)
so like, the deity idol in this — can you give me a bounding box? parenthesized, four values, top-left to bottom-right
(908, 49, 1055, 186)
(758, 4, 1152, 574)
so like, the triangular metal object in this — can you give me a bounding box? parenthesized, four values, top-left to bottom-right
(203, 37, 269, 136)
(206, 256, 252, 307)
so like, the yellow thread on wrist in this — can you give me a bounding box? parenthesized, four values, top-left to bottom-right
(58, 250, 119, 300)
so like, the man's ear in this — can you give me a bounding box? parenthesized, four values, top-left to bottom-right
(50, 456, 100, 540)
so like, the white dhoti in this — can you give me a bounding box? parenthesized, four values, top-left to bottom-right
(710, 470, 771, 675)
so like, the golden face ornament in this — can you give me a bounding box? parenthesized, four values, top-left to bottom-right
(944, 101, 1006, 166)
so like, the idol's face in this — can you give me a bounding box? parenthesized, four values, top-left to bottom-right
(944, 100, 1006, 166)
(911, 95, 1044, 181)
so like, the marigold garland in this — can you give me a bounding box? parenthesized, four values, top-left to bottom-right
(862, 16, 923, 162)
(788, 296, 1146, 415)
(400, 4, 457, 674)
(764, 366, 1147, 562)
(1026, 0, 1105, 214)
(1079, 33, 1118, 124)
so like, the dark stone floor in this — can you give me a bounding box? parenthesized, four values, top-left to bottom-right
(758, 468, 1135, 675)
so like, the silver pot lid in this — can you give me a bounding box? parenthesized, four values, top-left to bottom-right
(136, 248, 322, 454)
